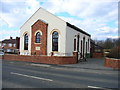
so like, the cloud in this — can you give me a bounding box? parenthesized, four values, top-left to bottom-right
(0, 29, 20, 41)
(0, 0, 118, 40)
(0, 0, 41, 27)
(107, 35, 119, 39)
(59, 15, 118, 40)
(0, 29, 20, 35)
(96, 27, 118, 34)
(0, 18, 9, 27)
(42, 0, 118, 40)
(43, 0, 118, 19)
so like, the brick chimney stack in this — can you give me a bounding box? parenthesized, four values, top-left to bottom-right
(10, 36, 12, 39)
(16, 37, 20, 49)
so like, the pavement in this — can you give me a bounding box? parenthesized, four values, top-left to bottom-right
(3, 58, 118, 76)
(30, 58, 119, 75)
(31, 58, 118, 71)
(61, 58, 116, 70)
(2, 58, 119, 71)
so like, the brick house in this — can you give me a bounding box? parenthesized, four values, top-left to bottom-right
(20, 7, 91, 61)
(0, 37, 20, 53)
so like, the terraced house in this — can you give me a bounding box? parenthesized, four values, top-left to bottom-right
(20, 7, 91, 62)
(0, 37, 20, 54)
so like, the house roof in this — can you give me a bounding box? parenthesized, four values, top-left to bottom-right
(66, 22, 91, 36)
(1, 39, 16, 44)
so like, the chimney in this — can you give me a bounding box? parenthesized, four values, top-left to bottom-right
(16, 37, 20, 49)
(10, 36, 12, 39)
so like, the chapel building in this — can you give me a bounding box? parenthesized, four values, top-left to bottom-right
(20, 7, 91, 60)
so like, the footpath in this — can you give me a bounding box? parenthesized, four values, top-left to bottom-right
(3, 58, 119, 73)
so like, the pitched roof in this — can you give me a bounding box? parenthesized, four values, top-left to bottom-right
(1, 39, 16, 44)
(66, 22, 91, 36)
(21, 7, 91, 36)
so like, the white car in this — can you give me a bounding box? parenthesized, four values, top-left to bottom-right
(0, 52, 4, 55)
(0, 49, 4, 55)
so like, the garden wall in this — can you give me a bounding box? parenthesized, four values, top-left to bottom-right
(104, 58, 120, 69)
(3, 54, 77, 64)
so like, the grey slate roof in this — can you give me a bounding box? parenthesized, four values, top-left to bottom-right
(66, 22, 91, 36)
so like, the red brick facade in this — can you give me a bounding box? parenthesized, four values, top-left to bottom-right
(3, 54, 77, 64)
(104, 58, 120, 69)
(3, 44, 16, 50)
(31, 20, 48, 55)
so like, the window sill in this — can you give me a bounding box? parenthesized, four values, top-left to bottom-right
(34, 43, 41, 44)
(23, 50, 29, 51)
(52, 51, 59, 53)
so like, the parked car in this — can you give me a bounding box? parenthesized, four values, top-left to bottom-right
(0, 49, 4, 55)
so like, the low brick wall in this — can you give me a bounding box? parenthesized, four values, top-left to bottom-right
(3, 54, 77, 64)
(92, 53, 103, 58)
(104, 58, 120, 69)
(0, 56, 3, 60)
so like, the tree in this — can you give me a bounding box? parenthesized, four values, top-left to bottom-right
(93, 38, 120, 49)
(103, 38, 114, 49)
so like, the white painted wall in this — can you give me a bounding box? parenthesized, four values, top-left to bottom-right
(65, 26, 90, 56)
(20, 30, 30, 55)
(20, 8, 66, 55)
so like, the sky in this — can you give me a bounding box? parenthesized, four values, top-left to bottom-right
(0, 0, 119, 41)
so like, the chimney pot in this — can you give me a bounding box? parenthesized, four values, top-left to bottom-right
(10, 37, 12, 39)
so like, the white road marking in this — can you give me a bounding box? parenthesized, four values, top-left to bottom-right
(31, 64, 51, 67)
(88, 86, 111, 90)
(10, 72, 53, 82)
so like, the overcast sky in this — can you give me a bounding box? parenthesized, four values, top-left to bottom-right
(0, 0, 119, 41)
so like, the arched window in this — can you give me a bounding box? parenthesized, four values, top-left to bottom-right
(36, 32, 41, 43)
(52, 31, 58, 51)
(24, 33, 28, 50)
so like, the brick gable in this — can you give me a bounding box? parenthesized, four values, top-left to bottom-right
(31, 19, 48, 55)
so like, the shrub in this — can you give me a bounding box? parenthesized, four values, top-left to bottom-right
(106, 46, 120, 59)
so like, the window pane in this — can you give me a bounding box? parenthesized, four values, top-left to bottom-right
(53, 39, 58, 42)
(36, 32, 41, 43)
(24, 34, 28, 50)
(14, 44, 16, 47)
(52, 31, 58, 51)
(8, 43, 12, 47)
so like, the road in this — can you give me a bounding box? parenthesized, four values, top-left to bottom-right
(2, 60, 119, 89)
